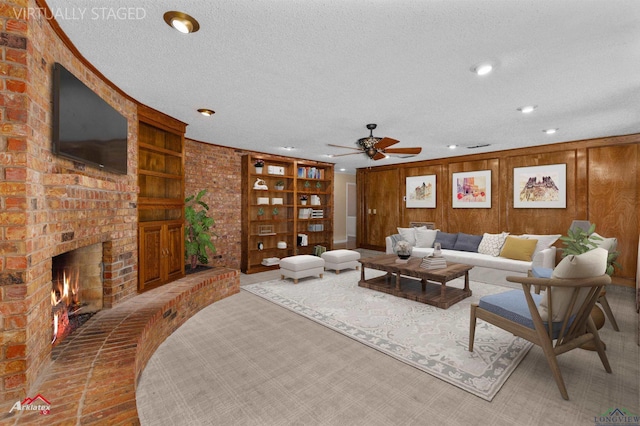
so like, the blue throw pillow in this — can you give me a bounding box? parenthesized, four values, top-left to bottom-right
(453, 232, 483, 252)
(434, 231, 458, 250)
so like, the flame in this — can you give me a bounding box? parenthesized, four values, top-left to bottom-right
(52, 313, 58, 344)
(51, 267, 80, 345)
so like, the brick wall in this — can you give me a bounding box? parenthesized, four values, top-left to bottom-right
(185, 139, 243, 270)
(0, 1, 138, 408)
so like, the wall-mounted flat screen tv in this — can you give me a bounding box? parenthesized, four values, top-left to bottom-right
(52, 62, 128, 174)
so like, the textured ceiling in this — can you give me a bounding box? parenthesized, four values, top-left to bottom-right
(45, 0, 640, 173)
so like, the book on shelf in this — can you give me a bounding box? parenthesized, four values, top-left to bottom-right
(297, 166, 325, 179)
(420, 255, 447, 270)
(310, 209, 323, 218)
(298, 208, 312, 219)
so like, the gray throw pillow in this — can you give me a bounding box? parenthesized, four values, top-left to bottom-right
(434, 231, 458, 250)
(453, 233, 483, 252)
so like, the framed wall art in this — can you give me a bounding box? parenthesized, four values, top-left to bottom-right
(513, 163, 566, 208)
(405, 175, 436, 208)
(452, 170, 491, 208)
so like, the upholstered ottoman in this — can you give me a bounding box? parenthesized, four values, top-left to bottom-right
(280, 255, 325, 284)
(321, 249, 361, 274)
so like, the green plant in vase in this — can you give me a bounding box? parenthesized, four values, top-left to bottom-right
(185, 189, 217, 270)
(315, 181, 322, 189)
(272, 206, 279, 218)
(275, 180, 285, 190)
(559, 223, 621, 276)
(304, 181, 311, 189)
(257, 207, 265, 218)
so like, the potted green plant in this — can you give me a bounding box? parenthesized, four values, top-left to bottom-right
(300, 194, 308, 205)
(254, 159, 264, 174)
(272, 206, 279, 218)
(185, 189, 217, 270)
(559, 223, 621, 276)
(257, 207, 265, 218)
(275, 180, 285, 190)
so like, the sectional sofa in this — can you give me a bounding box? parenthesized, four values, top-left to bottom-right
(385, 227, 559, 286)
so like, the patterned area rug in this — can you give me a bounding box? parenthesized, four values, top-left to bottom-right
(243, 270, 532, 401)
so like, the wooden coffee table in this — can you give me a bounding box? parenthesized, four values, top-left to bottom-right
(358, 254, 473, 309)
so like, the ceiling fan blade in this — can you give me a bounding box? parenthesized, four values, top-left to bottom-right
(327, 144, 361, 151)
(330, 151, 364, 157)
(375, 137, 399, 150)
(372, 151, 386, 160)
(383, 147, 422, 155)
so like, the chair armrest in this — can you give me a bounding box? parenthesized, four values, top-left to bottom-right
(507, 274, 611, 288)
(532, 247, 556, 269)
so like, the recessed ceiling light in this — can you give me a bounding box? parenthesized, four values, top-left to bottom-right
(282, 146, 294, 150)
(543, 128, 558, 134)
(517, 105, 537, 114)
(448, 144, 457, 149)
(164, 11, 200, 34)
(197, 108, 215, 116)
(339, 168, 346, 172)
(471, 63, 493, 76)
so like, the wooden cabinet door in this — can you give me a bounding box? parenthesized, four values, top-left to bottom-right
(165, 222, 185, 281)
(139, 222, 185, 291)
(139, 224, 163, 291)
(362, 168, 399, 249)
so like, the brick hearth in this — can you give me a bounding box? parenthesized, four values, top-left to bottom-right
(4, 268, 239, 425)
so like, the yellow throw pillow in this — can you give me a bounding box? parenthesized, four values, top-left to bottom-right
(499, 236, 538, 261)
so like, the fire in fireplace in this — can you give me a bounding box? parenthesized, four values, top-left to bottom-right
(51, 243, 104, 346)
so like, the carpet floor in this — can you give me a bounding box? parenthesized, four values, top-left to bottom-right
(243, 270, 531, 401)
(136, 270, 639, 425)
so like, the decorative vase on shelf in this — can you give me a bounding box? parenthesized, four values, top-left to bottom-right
(301, 200, 307, 205)
(255, 166, 263, 174)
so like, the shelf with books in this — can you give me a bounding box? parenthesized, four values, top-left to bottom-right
(242, 153, 333, 273)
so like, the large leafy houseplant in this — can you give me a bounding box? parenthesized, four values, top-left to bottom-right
(559, 223, 620, 276)
(185, 189, 217, 270)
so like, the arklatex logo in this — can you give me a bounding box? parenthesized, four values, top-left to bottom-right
(9, 394, 51, 415)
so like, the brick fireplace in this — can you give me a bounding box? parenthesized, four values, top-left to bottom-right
(50, 243, 104, 346)
(0, 0, 242, 416)
(0, 1, 139, 412)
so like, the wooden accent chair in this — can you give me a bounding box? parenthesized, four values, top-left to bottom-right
(469, 248, 612, 400)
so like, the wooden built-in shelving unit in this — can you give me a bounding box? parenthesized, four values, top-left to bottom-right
(241, 154, 334, 274)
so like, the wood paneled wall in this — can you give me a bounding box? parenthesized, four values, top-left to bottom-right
(357, 133, 640, 286)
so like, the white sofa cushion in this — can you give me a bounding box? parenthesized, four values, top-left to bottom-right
(521, 233, 561, 256)
(397, 226, 426, 246)
(478, 232, 509, 256)
(409, 247, 533, 274)
(415, 229, 438, 248)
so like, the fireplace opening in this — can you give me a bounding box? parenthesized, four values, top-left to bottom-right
(51, 243, 104, 346)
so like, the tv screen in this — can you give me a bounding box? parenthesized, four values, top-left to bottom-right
(52, 63, 128, 174)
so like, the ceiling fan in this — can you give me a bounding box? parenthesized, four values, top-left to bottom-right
(329, 124, 422, 161)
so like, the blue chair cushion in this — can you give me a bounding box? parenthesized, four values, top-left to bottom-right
(531, 267, 553, 278)
(479, 290, 571, 338)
